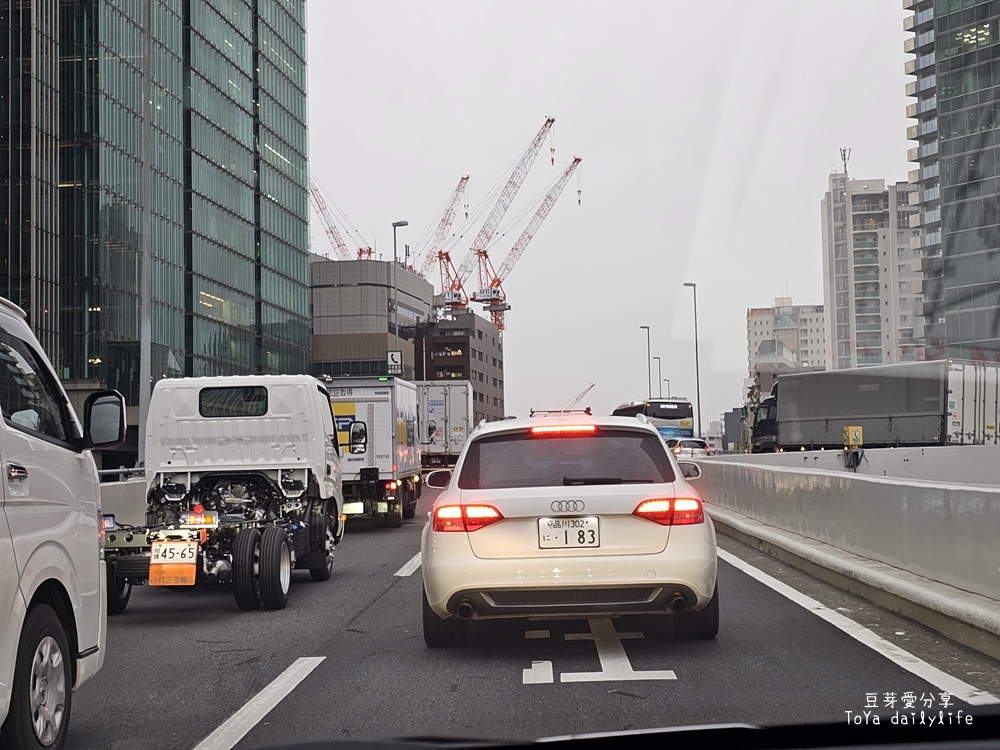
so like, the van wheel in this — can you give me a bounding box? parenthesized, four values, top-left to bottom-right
(1, 604, 71, 748)
(107, 562, 131, 615)
(260, 526, 292, 610)
(233, 528, 262, 611)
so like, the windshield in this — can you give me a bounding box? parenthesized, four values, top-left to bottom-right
(457, 429, 676, 488)
(35, 1, 1000, 749)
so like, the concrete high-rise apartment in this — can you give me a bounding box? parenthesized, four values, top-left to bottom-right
(1, 1, 310, 460)
(820, 175, 922, 369)
(905, 0, 1000, 360)
(746, 297, 825, 394)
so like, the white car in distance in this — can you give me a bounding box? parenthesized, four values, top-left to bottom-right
(420, 414, 718, 647)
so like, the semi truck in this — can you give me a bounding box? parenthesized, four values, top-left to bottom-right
(413, 380, 474, 470)
(751, 359, 1000, 452)
(326, 376, 422, 527)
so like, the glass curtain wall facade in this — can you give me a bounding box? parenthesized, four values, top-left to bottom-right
(53, 0, 308, 400)
(932, 0, 1000, 359)
(2, 0, 60, 358)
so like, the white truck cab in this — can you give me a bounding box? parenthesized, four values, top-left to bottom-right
(0, 297, 126, 749)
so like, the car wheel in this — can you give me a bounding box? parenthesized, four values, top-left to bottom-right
(233, 527, 262, 611)
(309, 501, 336, 583)
(260, 526, 292, 610)
(107, 561, 131, 615)
(422, 586, 467, 648)
(673, 583, 719, 640)
(0, 604, 71, 749)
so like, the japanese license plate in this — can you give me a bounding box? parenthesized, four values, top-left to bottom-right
(149, 541, 199, 586)
(538, 517, 600, 549)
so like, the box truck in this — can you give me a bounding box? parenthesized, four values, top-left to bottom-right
(327, 377, 421, 527)
(414, 380, 474, 470)
(751, 360, 1000, 452)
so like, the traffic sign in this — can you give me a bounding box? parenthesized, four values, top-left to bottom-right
(387, 350, 403, 376)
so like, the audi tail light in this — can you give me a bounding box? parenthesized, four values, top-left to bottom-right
(633, 498, 704, 525)
(433, 504, 504, 532)
(529, 424, 598, 436)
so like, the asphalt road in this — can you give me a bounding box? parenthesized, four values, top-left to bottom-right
(67, 487, 1000, 749)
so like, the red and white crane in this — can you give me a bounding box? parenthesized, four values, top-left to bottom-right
(308, 179, 374, 260)
(417, 174, 471, 294)
(474, 155, 582, 330)
(448, 116, 555, 309)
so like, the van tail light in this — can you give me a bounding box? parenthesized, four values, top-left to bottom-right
(433, 505, 504, 532)
(633, 498, 704, 525)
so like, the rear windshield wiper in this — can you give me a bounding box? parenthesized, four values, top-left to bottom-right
(563, 476, 624, 485)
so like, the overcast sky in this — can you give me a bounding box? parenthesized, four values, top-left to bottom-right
(305, 1, 911, 424)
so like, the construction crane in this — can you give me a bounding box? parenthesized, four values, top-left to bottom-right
(308, 179, 374, 260)
(418, 174, 471, 291)
(309, 181, 351, 260)
(448, 116, 555, 309)
(473, 155, 582, 330)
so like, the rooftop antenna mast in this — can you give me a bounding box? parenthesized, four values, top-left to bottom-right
(840, 147, 851, 177)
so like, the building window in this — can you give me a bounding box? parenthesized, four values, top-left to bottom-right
(477, 330, 483, 340)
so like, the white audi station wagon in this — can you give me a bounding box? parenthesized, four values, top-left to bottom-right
(420, 413, 719, 647)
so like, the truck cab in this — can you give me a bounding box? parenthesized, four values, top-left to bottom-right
(751, 383, 779, 453)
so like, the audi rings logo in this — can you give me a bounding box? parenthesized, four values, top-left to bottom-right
(550, 500, 585, 513)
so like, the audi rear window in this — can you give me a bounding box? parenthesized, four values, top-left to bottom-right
(457, 429, 675, 489)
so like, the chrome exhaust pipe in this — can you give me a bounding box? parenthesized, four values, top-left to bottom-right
(456, 601, 476, 619)
(668, 594, 688, 613)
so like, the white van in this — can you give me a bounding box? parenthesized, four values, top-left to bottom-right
(0, 298, 126, 749)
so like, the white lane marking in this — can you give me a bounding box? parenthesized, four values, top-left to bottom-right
(525, 629, 551, 640)
(192, 657, 325, 750)
(719, 549, 999, 706)
(394, 552, 421, 577)
(523, 660, 554, 684)
(560, 618, 677, 683)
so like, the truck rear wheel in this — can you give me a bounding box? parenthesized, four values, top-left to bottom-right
(386, 492, 404, 528)
(233, 528, 262, 611)
(402, 481, 417, 520)
(260, 526, 292, 610)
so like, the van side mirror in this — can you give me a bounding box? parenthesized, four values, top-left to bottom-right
(83, 390, 126, 448)
(349, 421, 367, 454)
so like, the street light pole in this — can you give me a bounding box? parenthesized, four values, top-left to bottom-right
(653, 356, 662, 398)
(392, 220, 408, 354)
(639, 325, 651, 399)
(664, 379, 671, 398)
(683, 282, 702, 438)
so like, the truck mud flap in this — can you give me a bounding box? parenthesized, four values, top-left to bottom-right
(112, 554, 151, 581)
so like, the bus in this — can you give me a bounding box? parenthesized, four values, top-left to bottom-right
(612, 398, 695, 440)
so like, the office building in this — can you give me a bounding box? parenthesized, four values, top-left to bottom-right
(820, 175, 922, 369)
(746, 297, 825, 392)
(311, 257, 435, 379)
(2, 1, 310, 438)
(415, 311, 505, 423)
(906, 0, 1000, 359)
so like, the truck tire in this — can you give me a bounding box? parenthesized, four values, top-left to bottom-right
(309, 501, 336, 583)
(386, 495, 404, 528)
(107, 560, 131, 615)
(260, 526, 292, 610)
(233, 527, 262, 611)
(673, 583, 720, 640)
(402, 481, 417, 520)
(1, 604, 72, 749)
(422, 586, 467, 648)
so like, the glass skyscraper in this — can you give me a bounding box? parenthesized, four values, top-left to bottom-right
(3, 0, 309, 415)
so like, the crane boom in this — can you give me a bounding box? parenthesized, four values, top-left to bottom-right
(451, 117, 555, 298)
(309, 181, 351, 260)
(420, 174, 470, 278)
(476, 155, 582, 331)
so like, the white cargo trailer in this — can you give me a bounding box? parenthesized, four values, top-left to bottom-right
(413, 380, 474, 470)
